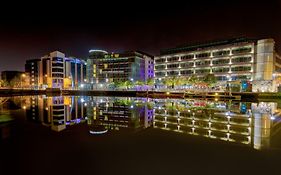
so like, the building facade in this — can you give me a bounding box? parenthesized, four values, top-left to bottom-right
(25, 51, 86, 89)
(65, 57, 87, 89)
(155, 38, 281, 92)
(87, 50, 154, 89)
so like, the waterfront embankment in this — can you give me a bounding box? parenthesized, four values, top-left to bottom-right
(0, 89, 280, 102)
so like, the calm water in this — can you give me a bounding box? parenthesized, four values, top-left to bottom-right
(1, 96, 281, 175)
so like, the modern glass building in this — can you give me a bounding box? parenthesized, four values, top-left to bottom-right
(25, 51, 86, 89)
(65, 57, 87, 89)
(155, 38, 281, 92)
(87, 50, 154, 89)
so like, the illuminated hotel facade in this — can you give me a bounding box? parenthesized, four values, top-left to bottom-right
(87, 50, 154, 89)
(155, 38, 281, 92)
(25, 51, 86, 89)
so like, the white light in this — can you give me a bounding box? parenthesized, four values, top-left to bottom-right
(81, 98, 85, 103)
(89, 130, 108, 135)
(130, 105, 134, 109)
(271, 116, 275, 120)
(89, 49, 108, 54)
(84, 103, 87, 106)
(80, 84, 84, 88)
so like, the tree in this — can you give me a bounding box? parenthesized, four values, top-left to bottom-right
(113, 80, 124, 90)
(135, 80, 145, 86)
(124, 80, 133, 89)
(146, 78, 154, 86)
(0, 80, 7, 88)
(203, 74, 217, 87)
(187, 75, 198, 85)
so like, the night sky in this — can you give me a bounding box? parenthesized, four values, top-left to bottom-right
(0, 0, 281, 72)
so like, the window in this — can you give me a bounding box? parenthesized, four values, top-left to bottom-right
(212, 67, 229, 73)
(196, 52, 211, 58)
(155, 58, 166, 63)
(195, 69, 210, 74)
(232, 57, 251, 63)
(180, 70, 193, 75)
(231, 66, 251, 72)
(181, 62, 194, 68)
(181, 55, 194, 61)
(167, 71, 178, 76)
(195, 60, 210, 66)
(52, 68, 64, 73)
(213, 50, 230, 57)
(232, 47, 251, 54)
(212, 59, 229, 65)
(167, 57, 179, 62)
(52, 57, 63, 62)
(167, 64, 179, 69)
(52, 63, 64, 67)
(155, 65, 166, 70)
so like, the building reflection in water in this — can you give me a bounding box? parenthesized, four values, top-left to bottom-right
(86, 97, 154, 134)
(25, 96, 87, 132)
(153, 99, 281, 150)
(12, 96, 281, 150)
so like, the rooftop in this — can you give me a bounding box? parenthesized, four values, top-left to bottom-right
(160, 37, 257, 55)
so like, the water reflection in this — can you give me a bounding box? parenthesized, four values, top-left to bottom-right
(1, 96, 281, 150)
(153, 99, 280, 150)
(25, 96, 87, 131)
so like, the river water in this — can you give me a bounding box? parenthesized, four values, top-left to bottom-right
(1, 96, 281, 175)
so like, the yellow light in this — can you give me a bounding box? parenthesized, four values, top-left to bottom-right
(166, 92, 170, 95)
(22, 106, 26, 109)
(22, 74, 26, 77)
(215, 98, 218, 101)
(215, 93, 218, 96)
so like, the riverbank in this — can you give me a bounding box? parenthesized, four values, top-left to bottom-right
(0, 88, 280, 101)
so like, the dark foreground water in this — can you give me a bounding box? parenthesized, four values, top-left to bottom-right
(1, 96, 281, 175)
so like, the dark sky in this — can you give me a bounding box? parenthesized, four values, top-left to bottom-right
(0, 0, 281, 72)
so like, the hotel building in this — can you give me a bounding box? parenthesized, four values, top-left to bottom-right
(155, 38, 281, 92)
(87, 50, 154, 89)
(25, 51, 86, 89)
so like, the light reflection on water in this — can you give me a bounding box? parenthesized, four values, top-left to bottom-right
(0, 95, 281, 150)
